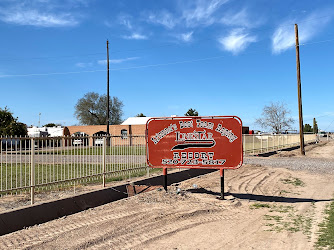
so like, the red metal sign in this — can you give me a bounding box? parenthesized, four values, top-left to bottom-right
(146, 116, 243, 169)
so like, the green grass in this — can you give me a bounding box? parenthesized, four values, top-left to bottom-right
(316, 201, 334, 249)
(0, 162, 148, 195)
(269, 204, 294, 213)
(57, 146, 146, 156)
(250, 203, 271, 209)
(13, 146, 146, 156)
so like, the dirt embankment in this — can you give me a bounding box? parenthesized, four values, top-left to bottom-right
(1, 141, 334, 249)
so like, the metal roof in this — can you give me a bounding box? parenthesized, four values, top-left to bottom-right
(121, 117, 152, 125)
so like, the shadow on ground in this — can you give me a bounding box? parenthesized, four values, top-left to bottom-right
(186, 188, 332, 203)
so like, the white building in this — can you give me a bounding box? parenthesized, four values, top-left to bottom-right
(27, 126, 64, 137)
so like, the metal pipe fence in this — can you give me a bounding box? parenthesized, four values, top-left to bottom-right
(0, 133, 322, 204)
(243, 134, 319, 155)
(1, 135, 147, 204)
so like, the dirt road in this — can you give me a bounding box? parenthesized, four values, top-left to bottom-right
(1, 141, 334, 249)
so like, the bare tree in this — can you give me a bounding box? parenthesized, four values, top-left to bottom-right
(255, 102, 294, 133)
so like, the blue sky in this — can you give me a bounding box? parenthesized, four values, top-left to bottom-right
(0, 0, 333, 132)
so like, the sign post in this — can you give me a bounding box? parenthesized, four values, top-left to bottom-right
(146, 116, 243, 199)
(220, 169, 224, 200)
(163, 167, 167, 191)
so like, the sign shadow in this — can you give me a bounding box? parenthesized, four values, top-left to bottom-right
(229, 193, 333, 203)
(186, 188, 332, 203)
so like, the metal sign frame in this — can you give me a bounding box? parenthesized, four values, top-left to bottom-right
(146, 116, 243, 170)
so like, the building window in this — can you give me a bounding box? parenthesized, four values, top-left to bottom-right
(121, 129, 128, 139)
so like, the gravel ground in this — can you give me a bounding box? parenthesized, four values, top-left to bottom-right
(244, 157, 334, 174)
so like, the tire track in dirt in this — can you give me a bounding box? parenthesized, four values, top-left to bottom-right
(86, 208, 244, 249)
(1, 162, 332, 249)
(0, 207, 155, 249)
(226, 167, 266, 193)
(226, 166, 291, 198)
(252, 172, 287, 196)
(1, 191, 245, 250)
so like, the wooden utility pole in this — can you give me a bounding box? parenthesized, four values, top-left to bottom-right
(295, 24, 305, 155)
(106, 40, 110, 135)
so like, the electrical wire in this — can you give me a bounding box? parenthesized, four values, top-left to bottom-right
(0, 48, 268, 78)
(324, 119, 334, 131)
(304, 114, 334, 122)
(0, 14, 332, 62)
(1, 36, 334, 78)
(0, 69, 105, 78)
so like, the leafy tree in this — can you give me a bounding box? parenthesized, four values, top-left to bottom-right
(185, 108, 199, 116)
(74, 92, 123, 125)
(136, 113, 146, 117)
(304, 123, 312, 133)
(255, 102, 294, 133)
(313, 118, 318, 133)
(0, 107, 27, 136)
(43, 123, 61, 127)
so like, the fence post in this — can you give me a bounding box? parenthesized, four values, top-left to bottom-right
(261, 135, 263, 153)
(30, 138, 35, 205)
(102, 136, 106, 187)
(252, 135, 255, 154)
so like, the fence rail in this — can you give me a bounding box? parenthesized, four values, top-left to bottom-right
(0, 133, 321, 204)
(243, 133, 318, 155)
(1, 135, 147, 204)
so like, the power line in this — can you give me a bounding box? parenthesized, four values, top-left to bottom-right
(0, 48, 268, 78)
(300, 38, 334, 47)
(0, 14, 333, 62)
(0, 69, 105, 78)
(0, 52, 105, 62)
(1, 33, 334, 78)
(324, 119, 334, 131)
(0, 55, 228, 78)
(304, 113, 334, 122)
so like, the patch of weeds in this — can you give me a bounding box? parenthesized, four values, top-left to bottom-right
(264, 205, 313, 236)
(264, 215, 283, 222)
(281, 177, 305, 187)
(316, 202, 334, 249)
(250, 203, 271, 209)
(269, 204, 294, 213)
(279, 190, 291, 195)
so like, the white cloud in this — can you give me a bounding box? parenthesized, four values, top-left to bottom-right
(0, 1, 82, 27)
(147, 10, 177, 29)
(122, 33, 148, 40)
(177, 31, 194, 42)
(218, 28, 257, 54)
(75, 62, 93, 68)
(0, 9, 78, 27)
(182, 0, 228, 27)
(118, 14, 133, 30)
(271, 24, 295, 54)
(98, 57, 140, 65)
(272, 10, 332, 54)
(221, 8, 261, 28)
